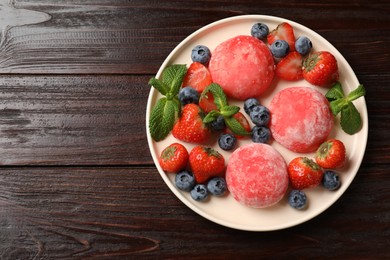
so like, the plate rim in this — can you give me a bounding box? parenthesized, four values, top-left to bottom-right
(145, 14, 368, 231)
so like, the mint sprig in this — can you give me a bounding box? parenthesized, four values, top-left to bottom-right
(202, 83, 250, 136)
(148, 64, 187, 141)
(325, 82, 365, 135)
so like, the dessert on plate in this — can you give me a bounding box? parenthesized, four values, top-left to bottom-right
(226, 143, 289, 208)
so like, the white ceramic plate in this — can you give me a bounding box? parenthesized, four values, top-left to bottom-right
(146, 15, 368, 231)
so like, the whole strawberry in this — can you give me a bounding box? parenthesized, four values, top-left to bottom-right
(315, 139, 346, 169)
(189, 146, 225, 183)
(172, 104, 212, 144)
(302, 51, 339, 87)
(159, 143, 189, 173)
(288, 157, 323, 190)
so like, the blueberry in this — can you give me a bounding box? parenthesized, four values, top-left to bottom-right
(191, 45, 211, 65)
(288, 190, 307, 210)
(244, 98, 261, 115)
(249, 105, 270, 126)
(190, 184, 208, 201)
(210, 115, 226, 131)
(207, 177, 227, 196)
(251, 23, 269, 40)
(270, 40, 290, 58)
(251, 126, 271, 143)
(218, 133, 237, 151)
(179, 86, 199, 105)
(175, 170, 196, 191)
(322, 170, 341, 191)
(295, 36, 312, 56)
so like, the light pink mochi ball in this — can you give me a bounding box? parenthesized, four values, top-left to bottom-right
(209, 35, 275, 100)
(226, 143, 289, 208)
(269, 86, 334, 153)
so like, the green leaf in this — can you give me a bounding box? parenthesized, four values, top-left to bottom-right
(329, 98, 348, 116)
(148, 77, 169, 96)
(203, 110, 221, 124)
(220, 105, 240, 117)
(347, 84, 365, 102)
(224, 116, 251, 136)
(325, 81, 345, 101)
(201, 83, 228, 109)
(149, 97, 178, 141)
(161, 64, 187, 96)
(340, 102, 362, 135)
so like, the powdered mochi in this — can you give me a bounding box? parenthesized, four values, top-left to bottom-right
(269, 86, 334, 153)
(226, 143, 289, 208)
(209, 35, 274, 100)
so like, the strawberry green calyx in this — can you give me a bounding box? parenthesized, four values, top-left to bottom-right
(201, 83, 250, 136)
(326, 82, 365, 135)
(302, 52, 320, 72)
(204, 147, 222, 158)
(302, 157, 321, 171)
(148, 64, 187, 141)
(316, 141, 332, 159)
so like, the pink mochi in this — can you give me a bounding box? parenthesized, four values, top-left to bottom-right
(226, 143, 289, 208)
(209, 35, 275, 100)
(269, 86, 334, 153)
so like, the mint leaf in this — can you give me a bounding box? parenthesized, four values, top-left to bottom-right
(149, 97, 178, 141)
(347, 84, 365, 102)
(329, 98, 348, 116)
(325, 81, 345, 101)
(201, 83, 227, 109)
(148, 77, 169, 95)
(224, 116, 251, 136)
(203, 110, 221, 124)
(220, 105, 240, 117)
(340, 102, 362, 135)
(161, 64, 187, 96)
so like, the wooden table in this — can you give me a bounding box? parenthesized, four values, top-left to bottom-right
(0, 1, 389, 258)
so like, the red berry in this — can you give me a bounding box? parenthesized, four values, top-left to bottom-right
(275, 51, 303, 81)
(159, 143, 189, 173)
(199, 92, 218, 113)
(182, 62, 213, 93)
(315, 139, 346, 169)
(288, 157, 323, 190)
(302, 51, 339, 87)
(172, 104, 211, 144)
(267, 22, 296, 52)
(189, 146, 225, 183)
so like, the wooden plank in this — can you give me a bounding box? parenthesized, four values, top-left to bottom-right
(0, 166, 388, 258)
(0, 1, 388, 74)
(0, 74, 388, 165)
(0, 75, 153, 165)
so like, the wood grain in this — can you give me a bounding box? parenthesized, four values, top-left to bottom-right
(0, 0, 387, 74)
(0, 75, 152, 165)
(0, 167, 388, 259)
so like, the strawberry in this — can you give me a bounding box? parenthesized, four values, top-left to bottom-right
(199, 92, 218, 113)
(224, 112, 251, 139)
(288, 157, 323, 190)
(267, 22, 296, 52)
(182, 62, 213, 93)
(275, 51, 303, 81)
(172, 104, 211, 144)
(189, 146, 225, 183)
(302, 51, 339, 87)
(159, 143, 189, 172)
(315, 139, 346, 169)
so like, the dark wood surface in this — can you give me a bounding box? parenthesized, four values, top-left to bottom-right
(0, 0, 389, 258)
